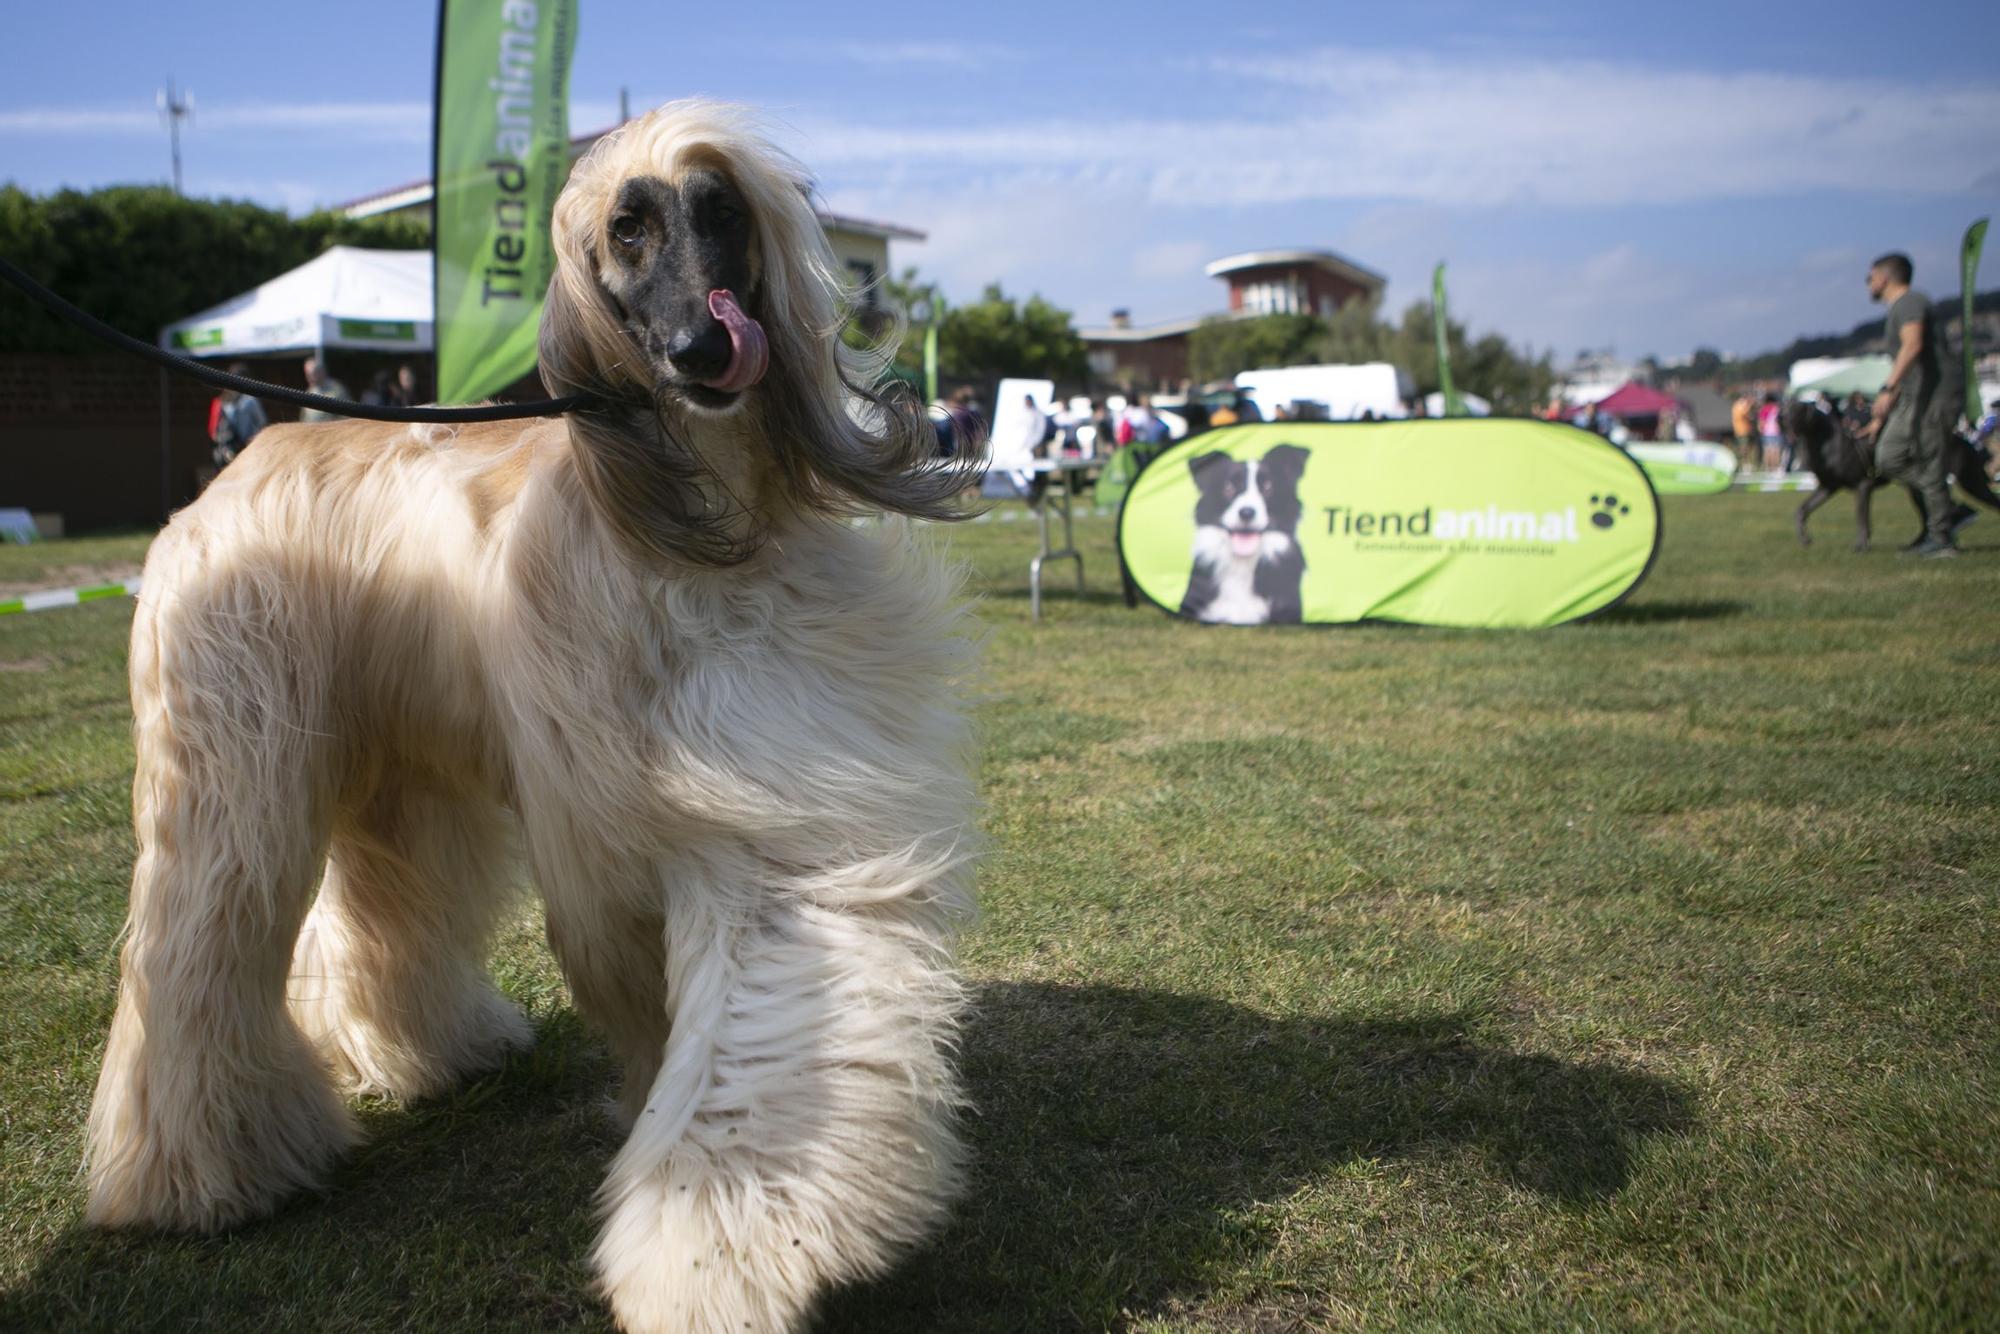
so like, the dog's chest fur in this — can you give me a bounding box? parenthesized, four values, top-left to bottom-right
(493, 498, 970, 868)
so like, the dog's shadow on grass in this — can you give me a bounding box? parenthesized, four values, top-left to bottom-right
(0, 1009, 624, 1332)
(3, 988, 1688, 1332)
(823, 981, 1692, 1330)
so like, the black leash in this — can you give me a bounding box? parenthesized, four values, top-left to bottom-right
(0, 255, 592, 424)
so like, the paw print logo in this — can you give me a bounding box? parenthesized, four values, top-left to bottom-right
(1589, 494, 1630, 530)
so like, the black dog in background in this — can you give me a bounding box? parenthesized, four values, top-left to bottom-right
(1180, 445, 1308, 623)
(1786, 401, 1998, 550)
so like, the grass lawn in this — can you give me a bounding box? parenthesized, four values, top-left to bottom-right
(1, 492, 1996, 1330)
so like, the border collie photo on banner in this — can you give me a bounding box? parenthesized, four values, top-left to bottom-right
(1117, 421, 1660, 630)
(1181, 445, 1309, 624)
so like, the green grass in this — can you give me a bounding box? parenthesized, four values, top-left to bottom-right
(2, 493, 1997, 1330)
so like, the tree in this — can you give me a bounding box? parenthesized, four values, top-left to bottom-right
(1187, 313, 1325, 382)
(935, 282, 1086, 386)
(0, 184, 428, 354)
(859, 272, 1086, 389)
(1183, 299, 1551, 411)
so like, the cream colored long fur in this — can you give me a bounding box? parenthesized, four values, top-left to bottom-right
(86, 101, 979, 1334)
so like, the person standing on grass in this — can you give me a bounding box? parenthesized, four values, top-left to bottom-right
(299, 355, 349, 424)
(1758, 393, 1783, 472)
(1732, 389, 1757, 469)
(1860, 253, 1958, 558)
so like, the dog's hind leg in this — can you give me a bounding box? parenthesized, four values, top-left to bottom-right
(591, 852, 973, 1334)
(1950, 440, 2000, 512)
(86, 553, 357, 1232)
(288, 775, 531, 1100)
(1796, 486, 1833, 546)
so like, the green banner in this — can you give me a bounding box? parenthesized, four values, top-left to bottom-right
(1626, 442, 1736, 495)
(1965, 218, 1988, 428)
(433, 0, 578, 404)
(1117, 420, 1660, 628)
(1432, 263, 1462, 417)
(335, 318, 418, 342)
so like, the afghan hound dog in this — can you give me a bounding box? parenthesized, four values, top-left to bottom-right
(86, 100, 980, 1333)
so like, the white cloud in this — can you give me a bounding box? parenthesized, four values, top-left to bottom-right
(785, 47, 2000, 210)
(0, 107, 156, 133)
(1131, 240, 1210, 281)
(828, 41, 1013, 68)
(0, 100, 429, 143)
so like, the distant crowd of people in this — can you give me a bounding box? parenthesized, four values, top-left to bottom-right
(207, 357, 425, 469)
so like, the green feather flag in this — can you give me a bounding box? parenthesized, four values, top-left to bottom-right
(433, 0, 579, 405)
(1432, 263, 1463, 418)
(1964, 218, 1988, 428)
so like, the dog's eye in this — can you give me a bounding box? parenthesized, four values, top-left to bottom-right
(610, 214, 644, 246)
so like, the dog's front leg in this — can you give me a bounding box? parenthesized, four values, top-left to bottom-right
(1855, 478, 1877, 551)
(593, 854, 969, 1334)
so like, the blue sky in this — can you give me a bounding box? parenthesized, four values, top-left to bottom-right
(4, 1, 1996, 362)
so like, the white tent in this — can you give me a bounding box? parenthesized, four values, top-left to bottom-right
(1423, 390, 1491, 417)
(158, 247, 433, 357)
(1786, 356, 1864, 393)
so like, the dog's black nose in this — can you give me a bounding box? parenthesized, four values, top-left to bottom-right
(1237, 505, 1258, 523)
(665, 322, 734, 380)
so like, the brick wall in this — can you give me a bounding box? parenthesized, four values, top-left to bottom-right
(0, 354, 238, 531)
(0, 353, 449, 533)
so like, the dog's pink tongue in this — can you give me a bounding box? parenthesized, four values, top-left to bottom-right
(704, 289, 768, 393)
(1230, 531, 1261, 557)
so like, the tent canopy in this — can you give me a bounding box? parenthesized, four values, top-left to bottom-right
(1788, 356, 1891, 399)
(1424, 389, 1491, 417)
(158, 247, 433, 358)
(1788, 356, 1866, 391)
(1587, 381, 1682, 419)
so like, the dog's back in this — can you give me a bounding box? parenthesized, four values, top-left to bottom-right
(139, 419, 566, 785)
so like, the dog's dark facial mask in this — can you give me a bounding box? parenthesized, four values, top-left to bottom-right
(599, 169, 767, 413)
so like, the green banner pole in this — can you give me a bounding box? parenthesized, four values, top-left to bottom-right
(1964, 218, 1988, 428)
(433, 0, 579, 404)
(923, 321, 939, 404)
(1432, 262, 1462, 417)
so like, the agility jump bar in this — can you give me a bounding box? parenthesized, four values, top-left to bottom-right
(0, 576, 142, 616)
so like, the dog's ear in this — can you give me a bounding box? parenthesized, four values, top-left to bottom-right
(539, 238, 646, 401)
(1189, 451, 1233, 487)
(1260, 444, 1310, 483)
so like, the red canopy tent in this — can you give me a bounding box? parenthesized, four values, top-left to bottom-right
(1586, 382, 1683, 420)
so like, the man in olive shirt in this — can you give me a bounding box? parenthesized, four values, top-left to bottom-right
(1861, 252, 1957, 557)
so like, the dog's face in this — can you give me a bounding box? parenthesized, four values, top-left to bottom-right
(593, 166, 767, 415)
(1190, 445, 1308, 561)
(539, 101, 966, 568)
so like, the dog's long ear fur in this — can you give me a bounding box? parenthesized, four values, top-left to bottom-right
(539, 101, 968, 566)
